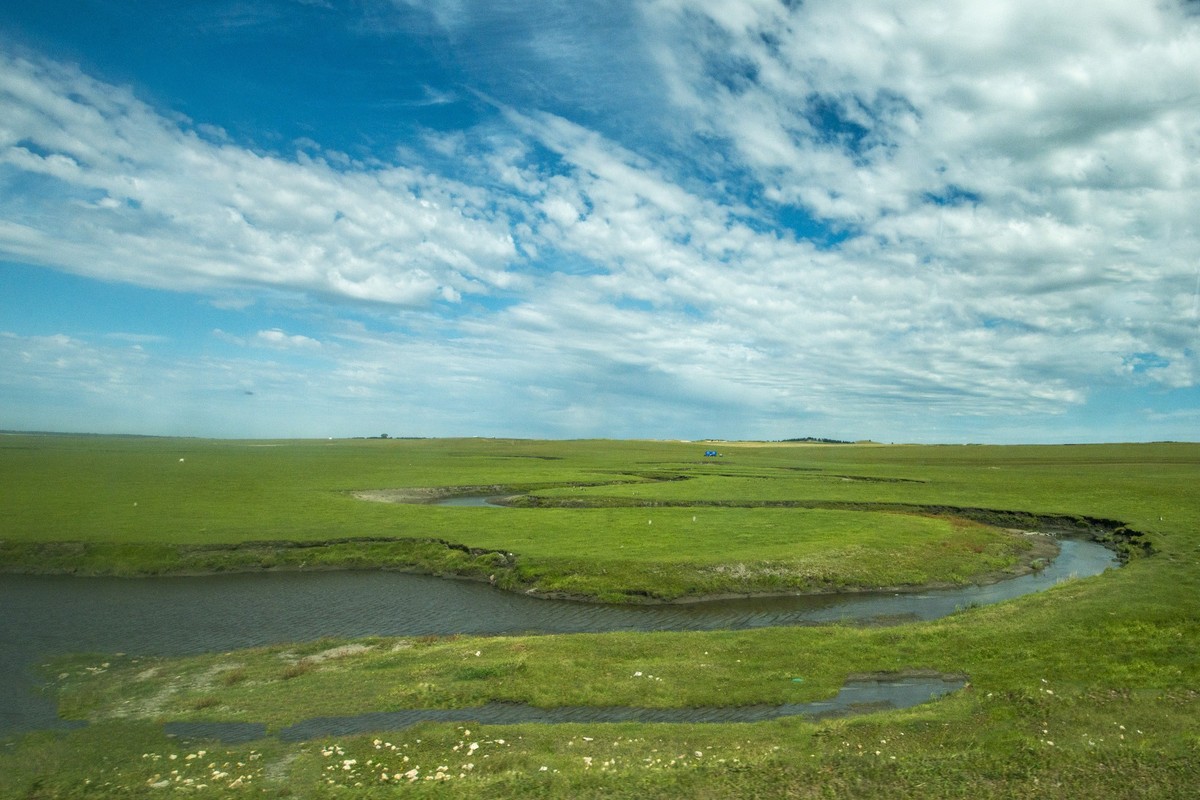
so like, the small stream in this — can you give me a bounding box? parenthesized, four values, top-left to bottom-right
(163, 673, 969, 743)
(0, 538, 1116, 740)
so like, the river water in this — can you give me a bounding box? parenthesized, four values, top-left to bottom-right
(0, 539, 1116, 738)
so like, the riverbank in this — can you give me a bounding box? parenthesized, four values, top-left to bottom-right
(0, 435, 1152, 603)
(34, 540, 1116, 736)
(0, 518, 1068, 605)
(0, 538, 1115, 745)
(15, 532, 1179, 798)
(4, 474, 1143, 604)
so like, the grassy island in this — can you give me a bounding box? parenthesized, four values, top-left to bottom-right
(2, 434, 1197, 798)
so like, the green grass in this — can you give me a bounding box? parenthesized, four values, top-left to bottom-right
(3, 435, 1200, 797)
(0, 435, 1046, 600)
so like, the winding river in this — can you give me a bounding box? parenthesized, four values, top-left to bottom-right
(0, 538, 1116, 738)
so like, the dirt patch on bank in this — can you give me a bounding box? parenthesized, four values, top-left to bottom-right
(353, 487, 456, 504)
(972, 532, 1060, 583)
(296, 644, 373, 664)
(352, 486, 523, 504)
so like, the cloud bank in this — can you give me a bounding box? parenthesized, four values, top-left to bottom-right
(2, 0, 1199, 441)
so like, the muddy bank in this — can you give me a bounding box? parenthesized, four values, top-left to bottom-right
(353, 486, 523, 504)
(0, 536, 516, 583)
(350, 480, 633, 505)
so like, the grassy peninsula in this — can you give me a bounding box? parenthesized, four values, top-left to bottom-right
(2, 434, 1198, 798)
(0, 435, 1061, 600)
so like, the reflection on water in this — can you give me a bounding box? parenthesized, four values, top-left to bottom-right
(0, 539, 1115, 737)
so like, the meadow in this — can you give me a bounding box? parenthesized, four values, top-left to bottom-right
(0, 435, 1059, 600)
(2, 434, 1198, 797)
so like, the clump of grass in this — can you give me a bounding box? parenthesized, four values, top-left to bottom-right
(280, 661, 313, 680)
(222, 667, 248, 686)
(454, 659, 526, 681)
(190, 695, 220, 710)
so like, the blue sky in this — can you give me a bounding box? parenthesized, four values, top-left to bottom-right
(2, 0, 1199, 442)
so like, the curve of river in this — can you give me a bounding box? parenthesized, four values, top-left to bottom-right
(0, 539, 1116, 739)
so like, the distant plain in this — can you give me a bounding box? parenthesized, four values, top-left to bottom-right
(2, 435, 1197, 797)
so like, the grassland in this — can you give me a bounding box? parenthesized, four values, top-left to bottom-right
(0, 434, 1060, 601)
(2, 434, 1199, 798)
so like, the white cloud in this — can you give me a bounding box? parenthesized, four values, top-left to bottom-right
(255, 329, 322, 350)
(1, 331, 136, 386)
(624, 0, 1200, 390)
(463, 108, 1096, 424)
(211, 329, 245, 347)
(0, 52, 517, 308)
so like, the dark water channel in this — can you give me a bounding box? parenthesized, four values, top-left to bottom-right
(0, 539, 1116, 740)
(164, 674, 970, 744)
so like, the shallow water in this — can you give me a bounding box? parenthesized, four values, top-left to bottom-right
(162, 674, 968, 743)
(433, 495, 506, 507)
(0, 539, 1115, 737)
